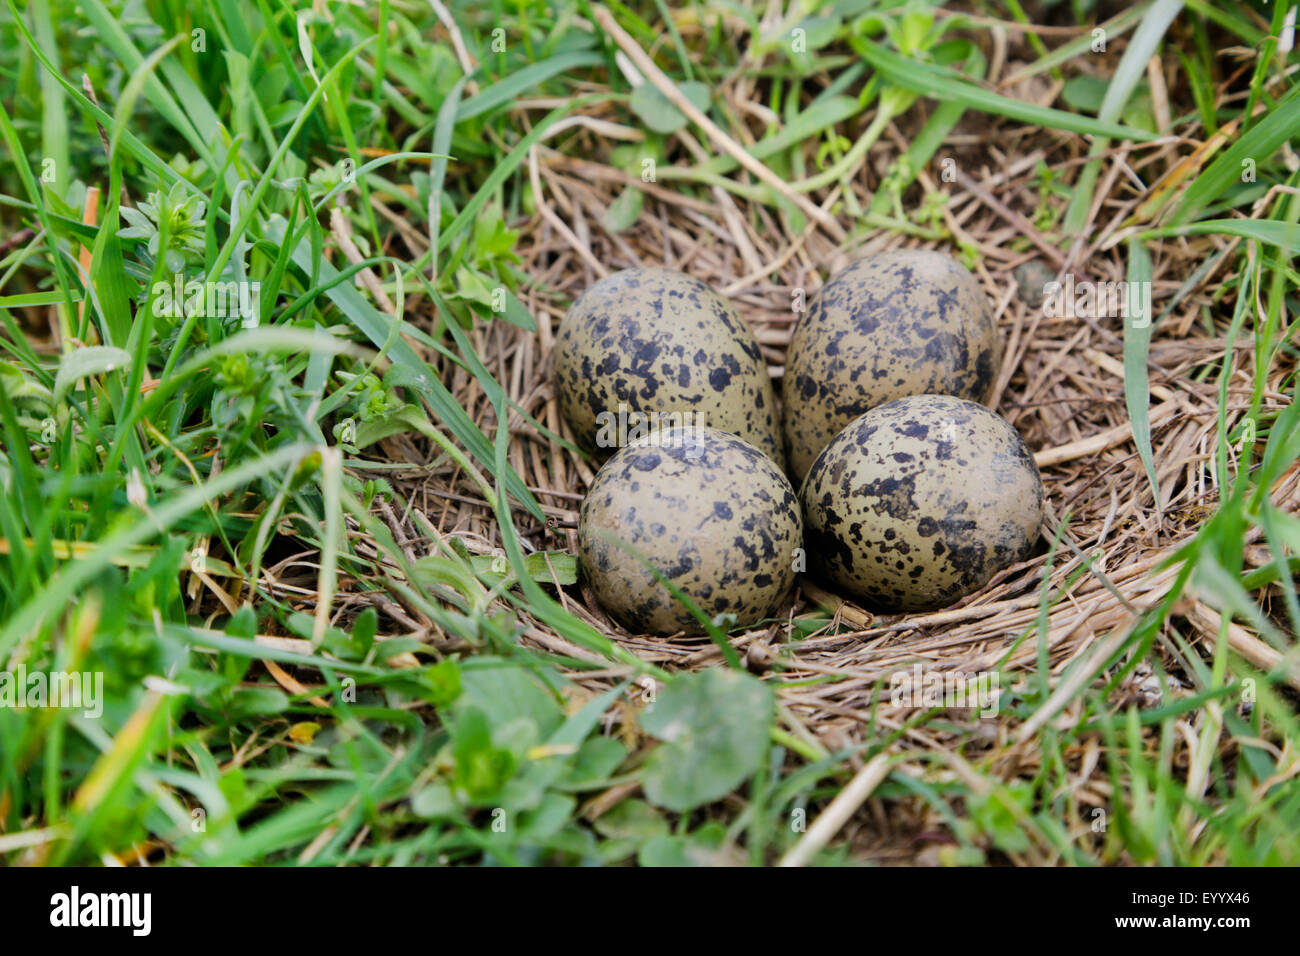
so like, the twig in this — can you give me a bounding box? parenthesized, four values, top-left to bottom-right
(779, 752, 894, 867)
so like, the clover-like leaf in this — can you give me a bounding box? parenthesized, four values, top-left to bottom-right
(639, 668, 774, 812)
(629, 80, 711, 134)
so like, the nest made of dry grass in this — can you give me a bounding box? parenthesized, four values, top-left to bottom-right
(304, 24, 1300, 863)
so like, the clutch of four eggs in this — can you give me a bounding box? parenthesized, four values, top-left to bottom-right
(552, 255, 1044, 636)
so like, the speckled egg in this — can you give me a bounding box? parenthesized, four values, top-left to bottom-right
(553, 268, 782, 464)
(800, 395, 1042, 612)
(783, 249, 1001, 479)
(578, 426, 801, 636)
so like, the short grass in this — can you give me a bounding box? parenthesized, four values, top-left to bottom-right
(0, 0, 1298, 865)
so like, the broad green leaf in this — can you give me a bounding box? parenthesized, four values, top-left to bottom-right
(1061, 75, 1109, 114)
(593, 798, 669, 841)
(603, 185, 644, 233)
(452, 707, 517, 801)
(630, 80, 711, 134)
(455, 660, 566, 739)
(410, 781, 459, 819)
(559, 737, 628, 789)
(422, 659, 464, 709)
(497, 287, 537, 331)
(228, 687, 290, 718)
(637, 822, 730, 866)
(350, 403, 434, 449)
(640, 668, 774, 813)
(516, 792, 577, 839)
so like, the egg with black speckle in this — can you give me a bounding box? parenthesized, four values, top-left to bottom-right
(578, 425, 801, 636)
(800, 395, 1042, 612)
(553, 268, 782, 464)
(783, 249, 1001, 479)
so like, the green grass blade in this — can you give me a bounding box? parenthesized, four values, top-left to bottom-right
(262, 216, 543, 521)
(456, 51, 603, 121)
(1143, 218, 1300, 253)
(1124, 237, 1161, 507)
(1172, 86, 1300, 224)
(853, 40, 1159, 142)
(1064, 0, 1183, 234)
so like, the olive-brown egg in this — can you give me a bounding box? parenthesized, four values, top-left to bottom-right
(783, 249, 1000, 479)
(800, 395, 1042, 611)
(553, 268, 782, 464)
(578, 426, 801, 636)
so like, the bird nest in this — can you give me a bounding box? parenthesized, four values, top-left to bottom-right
(341, 60, 1297, 863)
